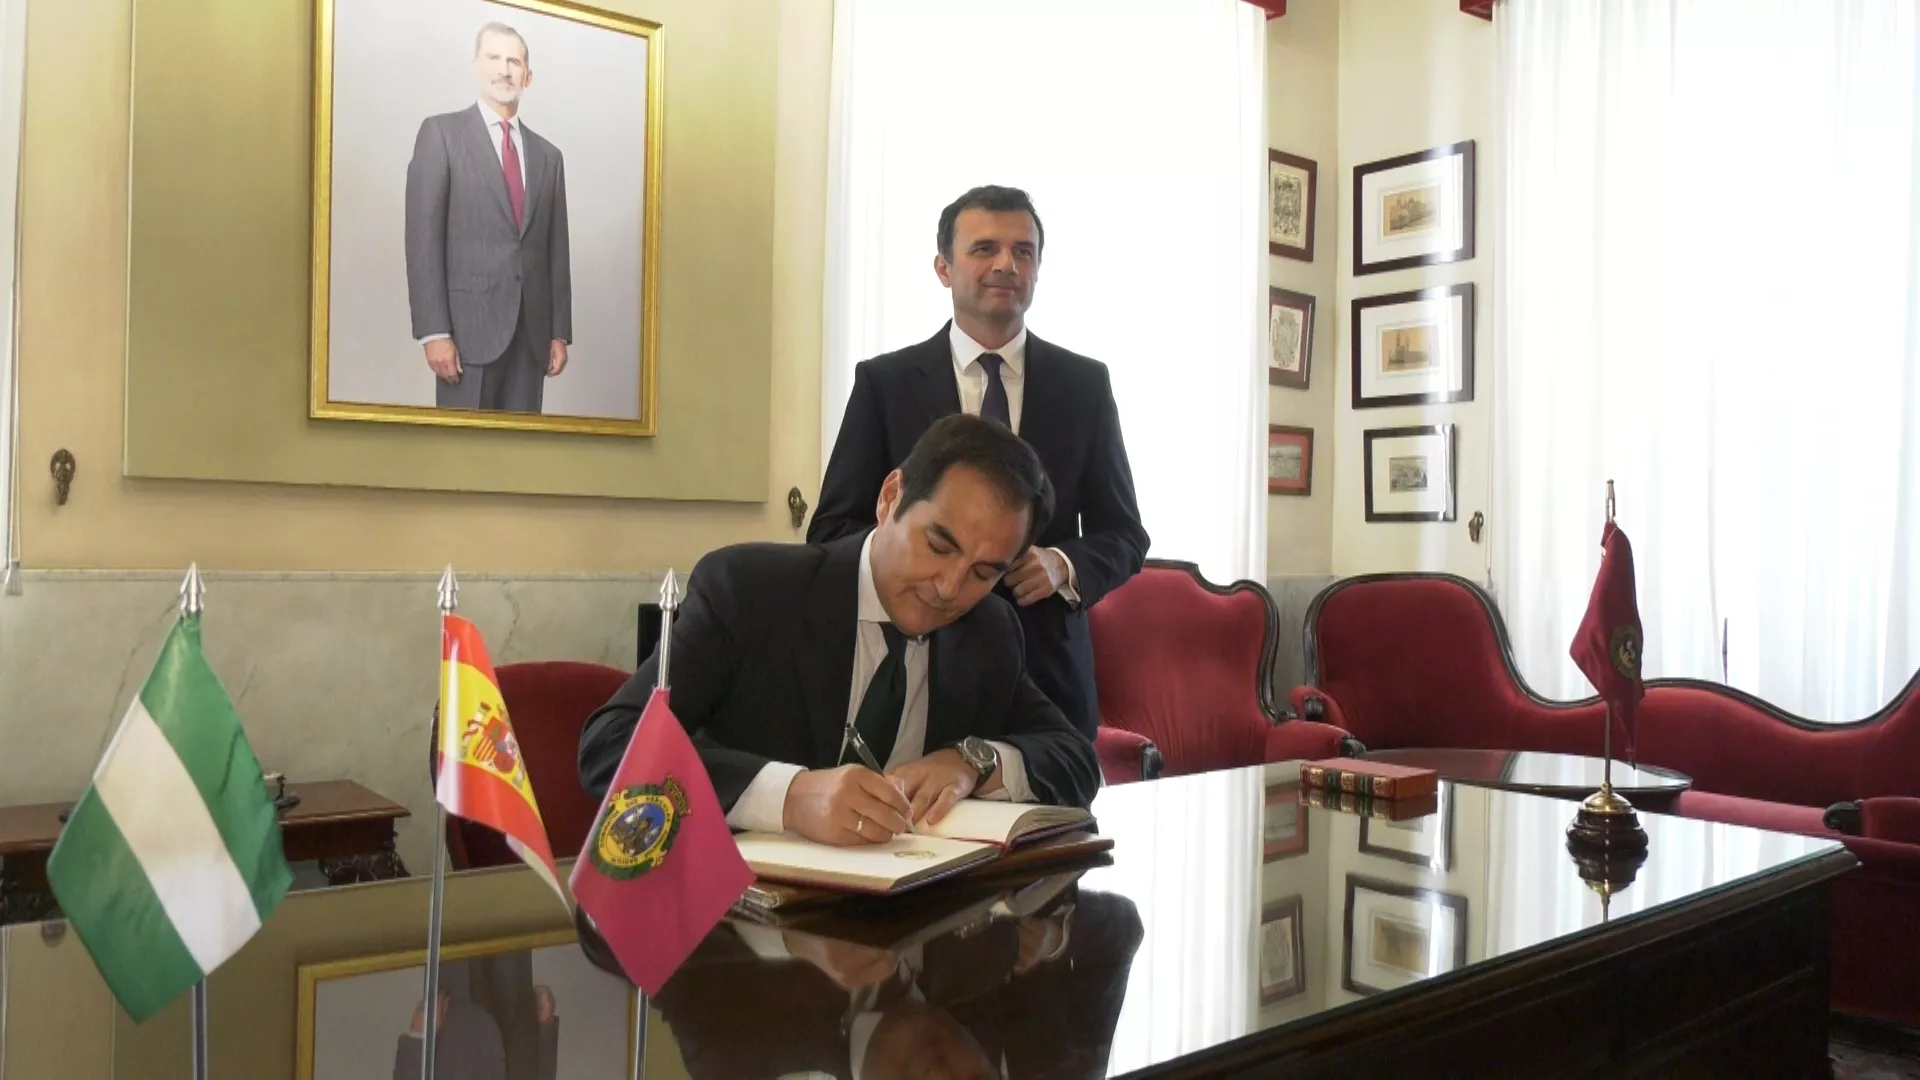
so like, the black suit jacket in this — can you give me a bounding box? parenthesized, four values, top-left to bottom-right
(577, 534, 1101, 811)
(808, 325, 1150, 737)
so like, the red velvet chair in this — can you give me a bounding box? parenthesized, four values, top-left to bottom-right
(1291, 571, 1920, 1026)
(431, 660, 631, 870)
(1088, 559, 1351, 784)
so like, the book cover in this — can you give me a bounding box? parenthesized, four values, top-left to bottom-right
(1299, 757, 1439, 801)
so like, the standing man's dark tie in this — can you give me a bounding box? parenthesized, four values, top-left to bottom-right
(498, 120, 525, 228)
(850, 624, 908, 767)
(979, 353, 1012, 430)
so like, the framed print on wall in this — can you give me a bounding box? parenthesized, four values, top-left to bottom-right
(1259, 895, 1308, 1005)
(1268, 287, 1315, 389)
(1352, 140, 1475, 276)
(310, 0, 664, 437)
(1268, 149, 1318, 261)
(1268, 425, 1314, 497)
(1350, 283, 1474, 408)
(1363, 424, 1456, 522)
(1342, 875, 1469, 996)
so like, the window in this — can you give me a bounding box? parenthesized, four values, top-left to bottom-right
(820, 0, 1271, 583)
(1493, 0, 1920, 718)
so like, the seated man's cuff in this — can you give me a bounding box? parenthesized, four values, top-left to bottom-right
(1050, 547, 1082, 607)
(983, 740, 1033, 803)
(725, 762, 806, 833)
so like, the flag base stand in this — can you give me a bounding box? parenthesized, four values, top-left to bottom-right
(1566, 782, 1650, 856)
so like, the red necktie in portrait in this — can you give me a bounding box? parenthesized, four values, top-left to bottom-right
(499, 120, 525, 227)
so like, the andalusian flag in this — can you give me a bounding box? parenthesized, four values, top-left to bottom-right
(45, 614, 292, 1023)
(438, 614, 567, 907)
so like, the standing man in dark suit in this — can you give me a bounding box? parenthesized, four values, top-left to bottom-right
(809, 185, 1149, 739)
(579, 415, 1102, 844)
(405, 21, 572, 414)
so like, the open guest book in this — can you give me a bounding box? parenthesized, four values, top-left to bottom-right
(732, 800, 1102, 896)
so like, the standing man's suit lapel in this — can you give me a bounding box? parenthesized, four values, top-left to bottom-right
(460, 104, 518, 231)
(796, 536, 864, 766)
(1016, 333, 1072, 469)
(909, 329, 963, 428)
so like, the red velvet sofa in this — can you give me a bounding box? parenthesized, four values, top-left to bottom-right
(1089, 559, 1352, 784)
(1288, 572, 1920, 1027)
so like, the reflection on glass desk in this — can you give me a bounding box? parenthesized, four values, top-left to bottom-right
(1363, 746, 1692, 800)
(635, 763, 1848, 1079)
(0, 764, 1854, 1079)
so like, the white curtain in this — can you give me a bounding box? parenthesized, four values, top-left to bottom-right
(822, 0, 1270, 583)
(1493, 0, 1920, 720)
(0, 0, 25, 594)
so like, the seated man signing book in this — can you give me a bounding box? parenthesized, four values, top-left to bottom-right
(578, 414, 1102, 847)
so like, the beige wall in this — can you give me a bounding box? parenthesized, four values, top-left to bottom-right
(16, 0, 832, 574)
(1265, 3, 1340, 576)
(1331, 0, 1495, 579)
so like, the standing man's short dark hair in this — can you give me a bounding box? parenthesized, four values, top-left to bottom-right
(937, 185, 1046, 261)
(808, 185, 1151, 739)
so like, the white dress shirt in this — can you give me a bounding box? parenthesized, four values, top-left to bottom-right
(948, 322, 1081, 605)
(724, 532, 1033, 833)
(418, 103, 527, 347)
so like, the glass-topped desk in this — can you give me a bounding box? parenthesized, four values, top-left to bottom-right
(1, 764, 1854, 1079)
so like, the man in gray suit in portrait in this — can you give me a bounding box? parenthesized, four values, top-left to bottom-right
(405, 21, 572, 414)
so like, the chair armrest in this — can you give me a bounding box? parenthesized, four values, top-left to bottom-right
(1288, 686, 1352, 732)
(1859, 797, 1920, 845)
(1095, 726, 1161, 785)
(1263, 720, 1350, 763)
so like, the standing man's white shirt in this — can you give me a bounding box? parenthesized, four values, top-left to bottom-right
(724, 531, 1033, 833)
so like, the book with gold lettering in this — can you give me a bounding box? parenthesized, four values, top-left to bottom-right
(1299, 757, 1438, 801)
(732, 800, 1100, 896)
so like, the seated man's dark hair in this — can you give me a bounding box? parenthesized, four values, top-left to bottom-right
(895, 414, 1055, 549)
(937, 185, 1045, 261)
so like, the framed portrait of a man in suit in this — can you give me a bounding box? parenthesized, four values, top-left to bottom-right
(309, 0, 662, 437)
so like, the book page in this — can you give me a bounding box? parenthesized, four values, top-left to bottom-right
(735, 831, 991, 892)
(921, 800, 1088, 845)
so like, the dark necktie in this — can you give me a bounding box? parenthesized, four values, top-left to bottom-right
(978, 353, 1012, 429)
(850, 624, 908, 769)
(499, 120, 525, 228)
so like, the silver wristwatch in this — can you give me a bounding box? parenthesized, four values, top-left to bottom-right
(952, 736, 999, 786)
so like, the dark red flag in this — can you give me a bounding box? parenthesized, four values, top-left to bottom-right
(570, 688, 753, 996)
(1569, 520, 1645, 757)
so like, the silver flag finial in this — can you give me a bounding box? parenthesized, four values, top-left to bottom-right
(178, 563, 205, 617)
(437, 564, 458, 615)
(656, 569, 680, 691)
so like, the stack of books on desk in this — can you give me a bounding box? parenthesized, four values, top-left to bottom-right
(731, 801, 1111, 916)
(1298, 757, 1440, 820)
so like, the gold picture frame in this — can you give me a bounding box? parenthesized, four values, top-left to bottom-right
(294, 927, 639, 1079)
(309, 0, 665, 437)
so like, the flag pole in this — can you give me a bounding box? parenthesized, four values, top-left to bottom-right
(628, 568, 680, 1080)
(1567, 483, 1648, 861)
(180, 564, 210, 1080)
(421, 565, 457, 1080)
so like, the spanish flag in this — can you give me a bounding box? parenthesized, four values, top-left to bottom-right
(437, 614, 567, 907)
